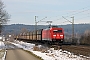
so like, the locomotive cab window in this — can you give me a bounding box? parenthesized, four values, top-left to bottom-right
(53, 30, 62, 33)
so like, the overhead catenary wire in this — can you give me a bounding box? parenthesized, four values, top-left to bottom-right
(46, 6, 90, 23)
(36, 6, 90, 25)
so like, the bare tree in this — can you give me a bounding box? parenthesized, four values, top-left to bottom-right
(80, 30, 90, 45)
(0, 0, 10, 33)
(20, 28, 28, 33)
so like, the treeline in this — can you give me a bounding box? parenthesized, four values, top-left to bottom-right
(68, 30, 90, 45)
(80, 30, 90, 45)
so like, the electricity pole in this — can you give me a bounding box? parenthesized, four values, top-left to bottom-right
(71, 16, 74, 42)
(35, 16, 38, 40)
(62, 16, 74, 43)
(35, 16, 47, 40)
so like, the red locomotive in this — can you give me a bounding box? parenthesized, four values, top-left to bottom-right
(15, 26, 64, 45)
(42, 27, 64, 44)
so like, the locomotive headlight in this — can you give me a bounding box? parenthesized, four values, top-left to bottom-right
(53, 35, 56, 36)
(60, 35, 63, 36)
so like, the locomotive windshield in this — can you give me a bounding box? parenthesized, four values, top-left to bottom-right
(53, 30, 62, 33)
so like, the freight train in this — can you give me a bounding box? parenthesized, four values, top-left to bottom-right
(15, 26, 64, 45)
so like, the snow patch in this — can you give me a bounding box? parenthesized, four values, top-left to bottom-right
(0, 41, 5, 49)
(2, 50, 7, 60)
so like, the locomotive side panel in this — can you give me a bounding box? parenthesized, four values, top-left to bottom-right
(42, 29, 52, 41)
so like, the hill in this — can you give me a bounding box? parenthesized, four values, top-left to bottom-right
(1, 24, 90, 35)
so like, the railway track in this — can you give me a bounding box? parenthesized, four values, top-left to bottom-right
(61, 45, 90, 57)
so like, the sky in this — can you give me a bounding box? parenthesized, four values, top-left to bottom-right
(2, 0, 90, 25)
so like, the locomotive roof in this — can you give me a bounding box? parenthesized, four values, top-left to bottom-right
(43, 27, 62, 30)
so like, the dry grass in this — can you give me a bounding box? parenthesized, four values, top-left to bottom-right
(33, 46, 40, 51)
(33, 46, 49, 53)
